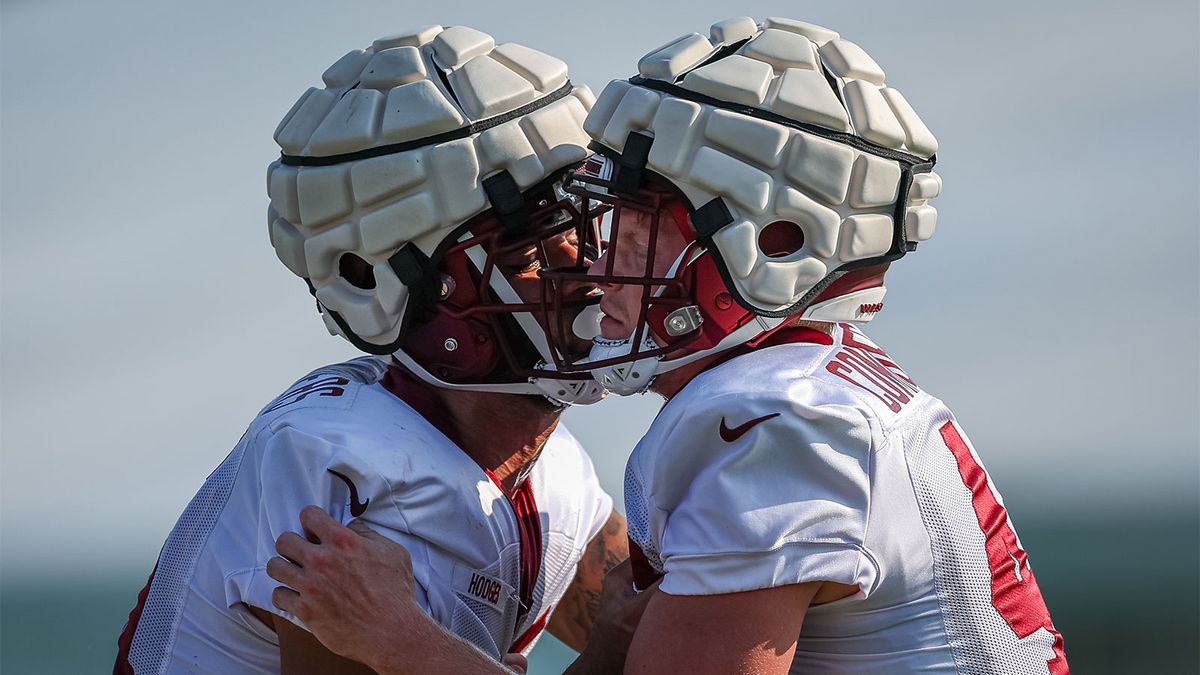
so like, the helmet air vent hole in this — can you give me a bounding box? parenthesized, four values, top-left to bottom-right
(339, 253, 377, 290)
(758, 221, 806, 258)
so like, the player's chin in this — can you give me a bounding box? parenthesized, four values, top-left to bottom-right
(598, 315, 632, 342)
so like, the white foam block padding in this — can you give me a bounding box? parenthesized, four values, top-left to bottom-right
(270, 215, 309, 277)
(583, 79, 631, 140)
(906, 204, 937, 241)
(270, 25, 597, 350)
(449, 55, 537, 119)
(571, 85, 596, 111)
(749, 257, 827, 305)
(600, 86, 662, 151)
(478, 121, 544, 187)
(881, 88, 938, 157)
(307, 88, 384, 156)
(491, 43, 568, 92)
(704, 108, 789, 168)
(296, 165, 353, 228)
(359, 192, 439, 255)
(748, 260, 797, 304)
(380, 80, 465, 144)
(710, 17, 758, 44)
(911, 172, 942, 201)
(373, 25, 443, 50)
(647, 97, 704, 178)
(520, 98, 591, 174)
(712, 220, 758, 279)
(316, 281, 390, 337)
(771, 67, 852, 131)
(774, 186, 841, 259)
(687, 146, 772, 213)
(350, 151, 428, 206)
(428, 138, 486, 224)
(360, 47, 427, 89)
(638, 33, 714, 81)
(784, 132, 856, 206)
(849, 154, 901, 208)
(819, 39, 886, 85)
(742, 29, 818, 71)
(267, 163, 301, 223)
(763, 17, 839, 45)
(274, 88, 337, 155)
(432, 25, 495, 68)
(843, 80, 906, 149)
(682, 55, 774, 107)
(304, 222, 361, 280)
(323, 50, 371, 88)
(838, 213, 894, 261)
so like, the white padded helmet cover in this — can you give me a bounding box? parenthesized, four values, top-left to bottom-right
(267, 25, 594, 347)
(584, 17, 941, 323)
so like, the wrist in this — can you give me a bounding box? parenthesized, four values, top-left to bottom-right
(360, 605, 433, 675)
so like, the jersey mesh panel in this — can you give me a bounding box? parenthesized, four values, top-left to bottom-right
(128, 444, 249, 674)
(623, 461, 663, 571)
(450, 546, 520, 660)
(451, 597, 503, 660)
(517, 533, 572, 653)
(903, 402, 1059, 673)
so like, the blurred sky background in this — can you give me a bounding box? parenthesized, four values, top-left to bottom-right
(2, 0, 1198, 673)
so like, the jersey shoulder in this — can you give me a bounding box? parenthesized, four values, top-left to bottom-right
(242, 358, 482, 519)
(253, 357, 389, 422)
(247, 357, 446, 453)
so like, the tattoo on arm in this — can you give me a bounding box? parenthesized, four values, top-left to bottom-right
(549, 511, 628, 651)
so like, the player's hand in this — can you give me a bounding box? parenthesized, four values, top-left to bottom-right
(267, 505, 424, 669)
(570, 558, 660, 673)
(501, 653, 529, 674)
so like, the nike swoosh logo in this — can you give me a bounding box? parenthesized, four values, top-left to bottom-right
(328, 469, 370, 517)
(719, 413, 781, 442)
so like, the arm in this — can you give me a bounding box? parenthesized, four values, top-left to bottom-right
(242, 606, 376, 675)
(269, 506, 515, 675)
(624, 583, 821, 675)
(548, 510, 628, 650)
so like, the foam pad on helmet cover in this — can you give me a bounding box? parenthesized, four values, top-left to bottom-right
(266, 25, 593, 350)
(581, 16, 939, 324)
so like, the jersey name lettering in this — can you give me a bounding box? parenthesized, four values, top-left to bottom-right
(825, 326, 919, 412)
(467, 572, 503, 604)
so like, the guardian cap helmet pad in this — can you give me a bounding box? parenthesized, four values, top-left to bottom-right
(266, 25, 607, 403)
(534, 17, 941, 392)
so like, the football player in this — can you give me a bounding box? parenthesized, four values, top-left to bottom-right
(263, 16, 1071, 675)
(114, 25, 629, 675)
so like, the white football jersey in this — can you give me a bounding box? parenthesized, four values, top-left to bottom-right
(116, 358, 612, 674)
(625, 324, 1068, 674)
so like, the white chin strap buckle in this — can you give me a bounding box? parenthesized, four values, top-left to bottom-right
(532, 361, 606, 406)
(588, 333, 660, 396)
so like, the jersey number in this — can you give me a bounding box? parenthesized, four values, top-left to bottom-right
(939, 421, 1068, 674)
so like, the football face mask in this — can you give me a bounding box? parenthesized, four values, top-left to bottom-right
(389, 175, 612, 400)
(540, 158, 780, 394)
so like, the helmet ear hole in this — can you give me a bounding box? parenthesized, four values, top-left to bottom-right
(339, 253, 377, 290)
(758, 220, 805, 258)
